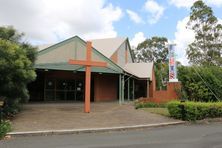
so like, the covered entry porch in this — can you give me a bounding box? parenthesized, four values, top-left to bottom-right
(28, 69, 150, 103)
(28, 69, 120, 102)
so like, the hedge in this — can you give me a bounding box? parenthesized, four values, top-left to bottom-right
(178, 66, 222, 102)
(167, 101, 222, 121)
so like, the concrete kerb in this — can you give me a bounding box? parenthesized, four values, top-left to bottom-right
(8, 121, 185, 137)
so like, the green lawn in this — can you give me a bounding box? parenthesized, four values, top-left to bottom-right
(142, 108, 170, 117)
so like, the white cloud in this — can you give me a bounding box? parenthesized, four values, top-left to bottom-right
(0, 0, 123, 44)
(144, 0, 165, 24)
(205, 0, 222, 6)
(219, 19, 222, 24)
(126, 9, 144, 24)
(173, 17, 195, 65)
(168, 0, 196, 8)
(168, 0, 222, 8)
(130, 32, 146, 48)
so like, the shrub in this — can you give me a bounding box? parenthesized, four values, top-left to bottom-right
(135, 99, 166, 109)
(2, 99, 21, 118)
(178, 66, 222, 102)
(167, 101, 222, 121)
(0, 120, 11, 139)
(0, 26, 36, 118)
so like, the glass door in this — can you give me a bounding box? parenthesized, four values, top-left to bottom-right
(66, 80, 76, 101)
(44, 78, 84, 101)
(56, 79, 67, 100)
(76, 80, 84, 101)
(45, 79, 55, 101)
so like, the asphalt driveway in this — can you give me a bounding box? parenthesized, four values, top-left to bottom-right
(11, 102, 179, 132)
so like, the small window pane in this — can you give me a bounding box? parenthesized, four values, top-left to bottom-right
(45, 79, 55, 90)
(56, 80, 67, 90)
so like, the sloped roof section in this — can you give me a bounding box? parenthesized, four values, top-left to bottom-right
(35, 36, 124, 74)
(124, 62, 153, 80)
(37, 44, 53, 51)
(35, 36, 154, 79)
(90, 37, 126, 58)
(36, 37, 80, 64)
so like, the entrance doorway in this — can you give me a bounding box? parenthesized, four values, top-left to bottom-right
(44, 79, 84, 101)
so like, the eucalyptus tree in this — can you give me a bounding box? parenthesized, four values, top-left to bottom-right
(134, 37, 168, 90)
(187, 0, 222, 66)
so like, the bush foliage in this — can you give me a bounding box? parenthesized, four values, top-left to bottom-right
(135, 99, 166, 109)
(178, 66, 222, 102)
(167, 101, 222, 121)
(0, 120, 11, 139)
(0, 26, 36, 117)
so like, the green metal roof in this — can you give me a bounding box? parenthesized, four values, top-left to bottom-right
(35, 62, 121, 74)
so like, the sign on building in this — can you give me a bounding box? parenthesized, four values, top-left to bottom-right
(169, 44, 178, 82)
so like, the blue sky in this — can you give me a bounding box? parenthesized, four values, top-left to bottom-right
(0, 0, 221, 64)
(110, 0, 222, 40)
(111, 0, 180, 39)
(109, 0, 222, 64)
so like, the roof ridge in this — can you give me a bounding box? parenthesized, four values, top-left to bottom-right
(90, 37, 127, 41)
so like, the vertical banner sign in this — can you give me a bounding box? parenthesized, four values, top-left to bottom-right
(169, 44, 178, 82)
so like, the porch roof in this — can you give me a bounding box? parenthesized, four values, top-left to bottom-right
(35, 62, 121, 74)
(124, 62, 153, 80)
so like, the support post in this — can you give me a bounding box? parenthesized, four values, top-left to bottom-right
(84, 41, 92, 113)
(146, 79, 149, 98)
(119, 74, 122, 104)
(132, 79, 135, 100)
(44, 77, 46, 101)
(127, 78, 130, 101)
(122, 75, 125, 103)
(85, 66, 91, 113)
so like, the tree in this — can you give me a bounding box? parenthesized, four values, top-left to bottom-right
(154, 62, 168, 90)
(0, 26, 36, 116)
(134, 37, 168, 63)
(133, 37, 168, 90)
(187, 0, 222, 66)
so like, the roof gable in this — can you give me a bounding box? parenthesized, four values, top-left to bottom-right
(36, 36, 79, 64)
(35, 36, 123, 73)
(90, 37, 126, 58)
(35, 36, 152, 78)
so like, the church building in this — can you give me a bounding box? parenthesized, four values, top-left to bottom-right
(28, 36, 157, 103)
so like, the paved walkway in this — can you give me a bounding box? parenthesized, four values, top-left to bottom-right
(11, 102, 179, 132)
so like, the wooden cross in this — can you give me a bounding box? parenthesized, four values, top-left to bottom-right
(69, 41, 107, 113)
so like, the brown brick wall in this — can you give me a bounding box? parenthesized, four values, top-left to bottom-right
(147, 67, 181, 103)
(149, 67, 156, 98)
(94, 74, 118, 102)
(149, 82, 181, 103)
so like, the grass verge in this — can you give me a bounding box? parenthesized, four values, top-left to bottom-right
(142, 108, 170, 117)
